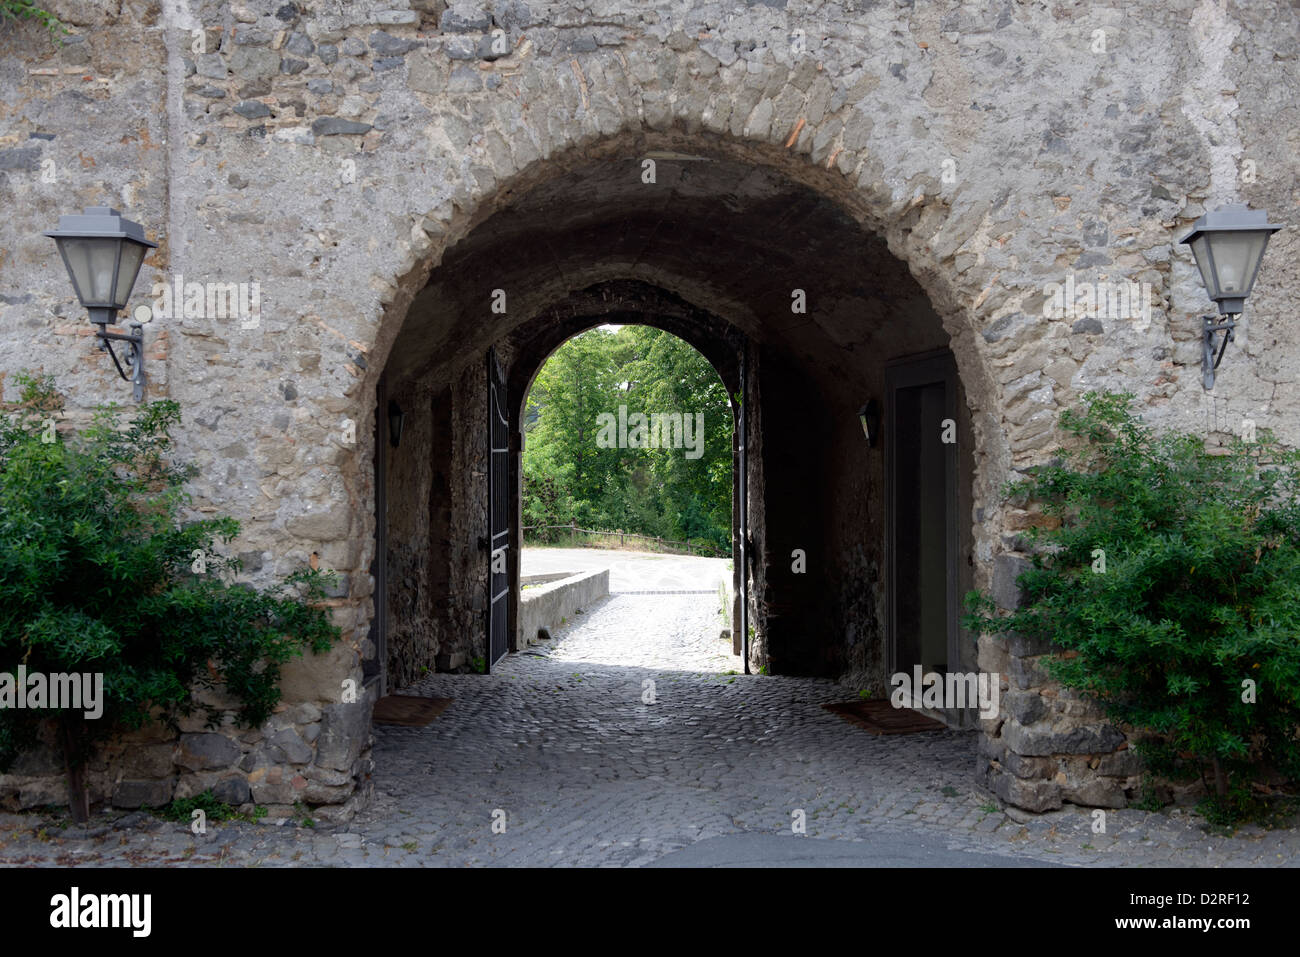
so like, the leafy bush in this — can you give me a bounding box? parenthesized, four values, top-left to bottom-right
(0, 374, 340, 820)
(964, 392, 1300, 823)
(0, 0, 64, 39)
(154, 788, 265, 823)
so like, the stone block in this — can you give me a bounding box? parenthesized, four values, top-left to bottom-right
(234, 100, 272, 119)
(212, 776, 252, 805)
(992, 554, 1030, 610)
(279, 641, 356, 703)
(176, 733, 241, 771)
(120, 743, 176, 778)
(440, 5, 491, 32)
(1097, 746, 1144, 777)
(1003, 750, 1053, 780)
(267, 728, 314, 765)
(303, 781, 353, 804)
(17, 778, 67, 809)
(1062, 777, 1128, 808)
(1006, 690, 1047, 725)
(993, 769, 1062, 812)
(369, 31, 418, 55)
(315, 700, 371, 771)
(1003, 720, 1126, 757)
(229, 46, 281, 78)
(113, 778, 175, 809)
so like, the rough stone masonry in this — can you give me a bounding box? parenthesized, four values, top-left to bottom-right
(0, 0, 1296, 819)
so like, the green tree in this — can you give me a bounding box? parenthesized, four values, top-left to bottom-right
(964, 392, 1300, 823)
(0, 375, 340, 821)
(522, 326, 733, 553)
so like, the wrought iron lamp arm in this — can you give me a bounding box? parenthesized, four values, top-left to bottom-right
(94, 323, 147, 402)
(1202, 314, 1237, 391)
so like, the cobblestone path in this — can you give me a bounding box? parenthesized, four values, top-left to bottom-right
(1, 593, 1296, 866)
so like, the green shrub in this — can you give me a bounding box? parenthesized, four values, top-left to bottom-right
(155, 789, 263, 824)
(0, 0, 65, 39)
(0, 374, 340, 821)
(964, 392, 1300, 823)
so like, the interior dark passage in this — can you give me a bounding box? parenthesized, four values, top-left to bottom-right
(369, 135, 977, 710)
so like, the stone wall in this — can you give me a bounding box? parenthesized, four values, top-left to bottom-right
(0, 0, 1296, 814)
(517, 568, 609, 649)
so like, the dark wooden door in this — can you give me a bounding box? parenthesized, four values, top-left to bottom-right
(885, 350, 959, 681)
(487, 348, 510, 670)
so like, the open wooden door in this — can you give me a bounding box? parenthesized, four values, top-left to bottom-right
(487, 348, 510, 670)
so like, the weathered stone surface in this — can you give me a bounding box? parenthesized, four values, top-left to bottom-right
(267, 728, 314, 765)
(440, 5, 491, 32)
(234, 100, 272, 119)
(993, 770, 1062, 813)
(212, 776, 252, 806)
(1062, 777, 1129, 809)
(229, 46, 281, 77)
(1003, 721, 1127, 757)
(176, 733, 241, 771)
(992, 555, 1030, 611)
(1098, 747, 1144, 778)
(120, 744, 176, 778)
(309, 117, 373, 137)
(280, 643, 357, 704)
(1006, 690, 1047, 726)
(0, 147, 42, 171)
(369, 31, 418, 55)
(1002, 750, 1053, 780)
(285, 31, 314, 57)
(113, 778, 175, 808)
(315, 702, 371, 772)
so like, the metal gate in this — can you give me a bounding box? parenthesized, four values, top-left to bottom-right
(487, 348, 510, 669)
(738, 344, 750, 674)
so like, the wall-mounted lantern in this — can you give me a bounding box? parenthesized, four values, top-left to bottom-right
(388, 400, 405, 448)
(45, 207, 157, 402)
(1179, 204, 1283, 391)
(858, 398, 880, 447)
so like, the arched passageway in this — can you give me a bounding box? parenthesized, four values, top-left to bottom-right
(370, 132, 978, 719)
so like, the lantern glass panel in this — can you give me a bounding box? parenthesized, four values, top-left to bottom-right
(56, 236, 123, 308)
(112, 240, 148, 310)
(1207, 230, 1270, 299)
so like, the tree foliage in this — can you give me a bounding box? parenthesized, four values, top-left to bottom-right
(0, 374, 339, 818)
(522, 326, 733, 553)
(963, 392, 1300, 822)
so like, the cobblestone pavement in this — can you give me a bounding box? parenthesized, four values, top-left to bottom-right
(1, 594, 1297, 867)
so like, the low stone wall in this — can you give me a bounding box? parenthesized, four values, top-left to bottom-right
(0, 681, 376, 824)
(517, 569, 610, 649)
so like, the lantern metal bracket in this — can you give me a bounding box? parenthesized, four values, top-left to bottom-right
(1201, 314, 1237, 392)
(90, 307, 146, 402)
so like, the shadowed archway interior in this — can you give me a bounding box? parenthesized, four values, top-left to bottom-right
(374, 144, 974, 696)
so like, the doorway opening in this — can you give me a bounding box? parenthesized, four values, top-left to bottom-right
(512, 324, 739, 672)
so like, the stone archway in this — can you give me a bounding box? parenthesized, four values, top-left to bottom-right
(5, 0, 1290, 823)
(368, 127, 987, 713)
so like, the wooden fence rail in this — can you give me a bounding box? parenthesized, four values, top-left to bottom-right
(521, 521, 727, 558)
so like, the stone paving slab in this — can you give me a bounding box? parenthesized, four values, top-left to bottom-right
(0, 593, 1296, 867)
